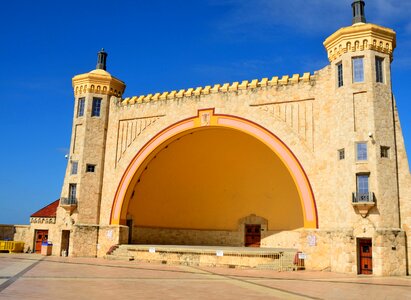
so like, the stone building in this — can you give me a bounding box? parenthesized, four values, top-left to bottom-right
(19, 1, 411, 275)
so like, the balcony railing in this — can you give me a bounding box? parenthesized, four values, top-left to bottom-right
(60, 197, 77, 206)
(352, 192, 374, 203)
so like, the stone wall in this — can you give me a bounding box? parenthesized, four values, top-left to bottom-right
(133, 227, 243, 247)
(395, 105, 411, 275)
(0, 225, 15, 240)
(13, 225, 31, 252)
(97, 225, 128, 257)
(299, 228, 407, 276)
(374, 229, 406, 276)
(71, 224, 98, 257)
(132, 226, 306, 250)
(0, 224, 31, 253)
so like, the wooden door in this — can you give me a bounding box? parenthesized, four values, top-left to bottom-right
(358, 238, 372, 274)
(35, 230, 48, 253)
(245, 224, 261, 247)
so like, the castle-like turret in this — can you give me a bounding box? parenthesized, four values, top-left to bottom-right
(57, 50, 125, 256)
(323, 1, 400, 232)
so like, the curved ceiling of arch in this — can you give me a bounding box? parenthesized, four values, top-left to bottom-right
(126, 127, 304, 231)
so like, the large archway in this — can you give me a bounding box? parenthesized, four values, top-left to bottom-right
(111, 109, 318, 246)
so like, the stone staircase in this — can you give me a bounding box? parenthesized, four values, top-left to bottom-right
(105, 245, 134, 261)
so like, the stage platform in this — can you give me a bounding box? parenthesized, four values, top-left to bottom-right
(106, 244, 305, 271)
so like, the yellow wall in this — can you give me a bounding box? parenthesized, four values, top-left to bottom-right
(127, 127, 304, 230)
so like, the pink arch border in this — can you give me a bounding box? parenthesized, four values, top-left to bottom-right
(110, 111, 318, 228)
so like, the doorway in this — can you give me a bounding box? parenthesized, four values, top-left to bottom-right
(61, 230, 70, 256)
(126, 219, 133, 244)
(245, 224, 261, 247)
(35, 230, 48, 253)
(358, 238, 372, 274)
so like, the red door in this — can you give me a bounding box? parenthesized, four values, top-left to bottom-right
(245, 224, 261, 247)
(35, 230, 48, 253)
(358, 238, 372, 274)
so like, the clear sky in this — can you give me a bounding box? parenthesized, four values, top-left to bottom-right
(0, 0, 410, 225)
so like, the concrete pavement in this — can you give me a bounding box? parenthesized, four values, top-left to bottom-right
(0, 254, 409, 299)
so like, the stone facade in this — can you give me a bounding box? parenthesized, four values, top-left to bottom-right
(17, 3, 411, 276)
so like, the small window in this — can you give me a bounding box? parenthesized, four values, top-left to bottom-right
(353, 57, 364, 83)
(337, 62, 343, 87)
(86, 164, 96, 173)
(338, 149, 345, 160)
(71, 161, 78, 175)
(356, 142, 367, 161)
(380, 146, 390, 158)
(69, 183, 77, 200)
(375, 57, 384, 83)
(77, 98, 85, 117)
(91, 98, 102, 117)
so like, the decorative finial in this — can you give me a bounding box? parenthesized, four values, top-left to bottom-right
(352, 1, 366, 24)
(96, 48, 107, 70)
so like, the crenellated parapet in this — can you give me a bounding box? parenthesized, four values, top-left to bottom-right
(119, 72, 314, 106)
(72, 69, 126, 97)
(30, 217, 56, 224)
(324, 23, 396, 62)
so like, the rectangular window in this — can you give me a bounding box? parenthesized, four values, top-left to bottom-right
(356, 142, 368, 161)
(91, 98, 102, 117)
(68, 183, 77, 201)
(375, 57, 384, 83)
(337, 62, 343, 87)
(356, 174, 369, 198)
(380, 146, 390, 158)
(338, 148, 345, 160)
(77, 98, 85, 117)
(353, 57, 364, 82)
(70, 161, 78, 175)
(86, 164, 96, 173)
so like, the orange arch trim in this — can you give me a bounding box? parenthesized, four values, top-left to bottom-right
(110, 109, 318, 228)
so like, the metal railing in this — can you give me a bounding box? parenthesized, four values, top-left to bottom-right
(60, 197, 77, 206)
(352, 192, 374, 203)
(0, 241, 24, 253)
(115, 245, 305, 271)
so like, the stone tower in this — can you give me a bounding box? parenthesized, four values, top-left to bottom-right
(323, 1, 397, 225)
(57, 50, 126, 256)
(323, 2, 405, 274)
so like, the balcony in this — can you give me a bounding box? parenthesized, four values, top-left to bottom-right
(352, 192, 375, 217)
(60, 197, 77, 213)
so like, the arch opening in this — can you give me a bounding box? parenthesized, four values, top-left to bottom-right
(111, 111, 318, 246)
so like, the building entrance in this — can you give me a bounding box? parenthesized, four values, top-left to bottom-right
(358, 238, 373, 274)
(245, 224, 261, 247)
(35, 230, 48, 253)
(61, 230, 70, 256)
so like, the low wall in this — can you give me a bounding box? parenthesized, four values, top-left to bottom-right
(0, 225, 15, 240)
(13, 225, 31, 252)
(133, 227, 243, 246)
(0, 224, 31, 253)
(97, 225, 129, 257)
(132, 226, 303, 248)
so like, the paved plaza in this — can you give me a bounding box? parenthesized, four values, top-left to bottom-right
(0, 253, 410, 299)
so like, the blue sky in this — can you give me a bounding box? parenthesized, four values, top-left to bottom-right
(0, 0, 410, 224)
